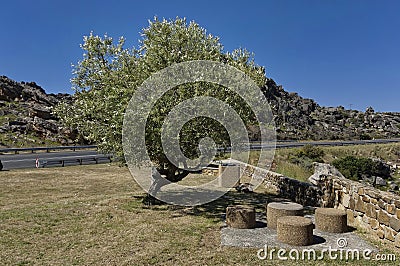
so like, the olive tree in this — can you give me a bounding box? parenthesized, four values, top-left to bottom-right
(56, 17, 267, 187)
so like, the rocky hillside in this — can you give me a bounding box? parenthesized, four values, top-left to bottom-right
(262, 79, 400, 140)
(0, 76, 77, 147)
(1, 75, 399, 147)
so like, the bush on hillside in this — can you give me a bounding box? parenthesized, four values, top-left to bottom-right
(289, 145, 325, 171)
(295, 144, 325, 161)
(332, 156, 391, 182)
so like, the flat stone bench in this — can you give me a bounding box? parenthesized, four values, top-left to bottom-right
(277, 216, 314, 246)
(315, 208, 348, 233)
(266, 202, 304, 229)
(226, 205, 256, 229)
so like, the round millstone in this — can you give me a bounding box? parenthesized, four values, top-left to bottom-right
(315, 208, 348, 233)
(277, 216, 314, 246)
(226, 205, 256, 229)
(266, 201, 304, 229)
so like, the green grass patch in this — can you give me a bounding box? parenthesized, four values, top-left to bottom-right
(275, 160, 313, 182)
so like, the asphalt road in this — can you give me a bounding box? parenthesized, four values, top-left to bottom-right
(0, 150, 111, 170)
(221, 138, 400, 152)
(1, 138, 399, 170)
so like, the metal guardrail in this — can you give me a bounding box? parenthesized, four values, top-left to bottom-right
(0, 145, 97, 154)
(37, 155, 112, 168)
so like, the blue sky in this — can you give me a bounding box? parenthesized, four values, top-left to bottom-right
(1, 0, 399, 112)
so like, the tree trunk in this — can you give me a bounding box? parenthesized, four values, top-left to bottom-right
(144, 165, 190, 205)
(148, 167, 168, 197)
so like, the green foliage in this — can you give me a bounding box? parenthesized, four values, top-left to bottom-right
(332, 156, 391, 181)
(295, 144, 325, 162)
(286, 145, 325, 172)
(54, 17, 267, 181)
(275, 161, 312, 182)
(359, 133, 372, 140)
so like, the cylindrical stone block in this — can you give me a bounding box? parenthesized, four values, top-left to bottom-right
(277, 216, 314, 246)
(226, 205, 256, 229)
(315, 208, 348, 233)
(267, 202, 304, 229)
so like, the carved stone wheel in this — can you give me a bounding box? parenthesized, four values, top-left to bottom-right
(226, 205, 256, 229)
(277, 216, 314, 246)
(266, 201, 304, 229)
(315, 208, 348, 233)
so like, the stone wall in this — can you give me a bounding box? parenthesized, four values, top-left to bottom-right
(202, 167, 219, 176)
(230, 160, 400, 247)
(240, 163, 324, 207)
(329, 175, 400, 247)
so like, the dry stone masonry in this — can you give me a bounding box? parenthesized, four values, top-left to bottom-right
(234, 160, 400, 247)
(329, 175, 400, 247)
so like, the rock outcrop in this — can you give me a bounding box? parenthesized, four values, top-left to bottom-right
(308, 162, 345, 186)
(261, 79, 400, 140)
(0, 76, 76, 147)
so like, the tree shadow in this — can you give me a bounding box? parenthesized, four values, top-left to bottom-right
(346, 225, 357, 233)
(255, 221, 267, 228)
(189, 190, 306, 223)
(312, 235, 326, 245)
(133, 189, 293, 223)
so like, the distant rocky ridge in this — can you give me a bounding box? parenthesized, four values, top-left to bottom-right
(0, 75, 399, 147)
(0, 76, 77, 147)
(262, 79, 400, 140)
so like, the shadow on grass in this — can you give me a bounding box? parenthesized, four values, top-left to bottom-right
(132, 190, 294, 223)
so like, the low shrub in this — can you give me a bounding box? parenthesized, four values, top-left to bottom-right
(332, 156, 391, 181)
(287, 145, 325, 172)
(295, 144, 325, 162)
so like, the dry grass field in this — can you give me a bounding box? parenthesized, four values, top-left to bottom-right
(0, 163, 398, 265)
